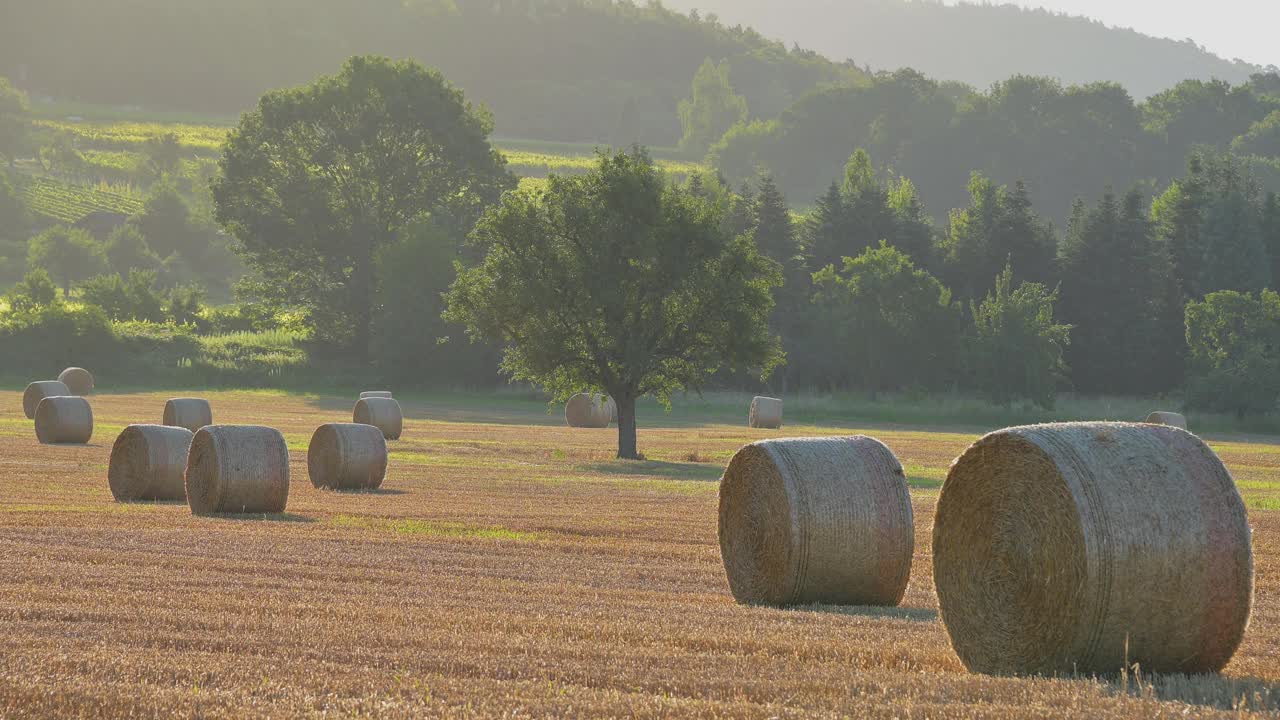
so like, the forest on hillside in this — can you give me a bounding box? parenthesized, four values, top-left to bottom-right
(662, 0, 1270, 98)
(0, 0, 860, 147)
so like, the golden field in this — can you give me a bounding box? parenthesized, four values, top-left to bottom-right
(0, 390, 1277, 718)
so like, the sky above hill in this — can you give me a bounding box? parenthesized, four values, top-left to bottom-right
(960, 0, 1279, 68)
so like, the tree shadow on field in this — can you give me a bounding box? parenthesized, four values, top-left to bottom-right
(1104, 671, 1280, 713)
(799, 604, 939, 623)
(578, 459, 724, 482)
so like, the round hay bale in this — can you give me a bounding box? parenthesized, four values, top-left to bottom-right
(23, 380, 70, 420)
(58, 367, 94, 396)
(565, 393, 611, 428)
(933, 422, 1253, 676)
(749, 396, 783, 429)
(718, 436, 914, 607)
(353, 397, 403, 440)
(360, 391, 393, 400)
(308, 423, 388, 490)
(34, 396, 93, 445)
(185, 426, 290, 515)
(108, 425, 194, 502)
(1144, 411, 1188, 430)
(163, 398, 213, 432)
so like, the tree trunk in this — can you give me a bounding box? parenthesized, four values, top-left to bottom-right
(616, 392, 639, 460)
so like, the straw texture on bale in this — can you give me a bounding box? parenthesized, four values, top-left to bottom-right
(565, 393, 612, 428)
(360, 391, 393, 400)
(1144, 411, 1188, 430)
(163, 398, 213, 432)
(749, 396, 783, 429)
(108, 425, 194, 502)
(308, 423, 388, 490)
(718, 436, 914, 607)
(353, 397, 403, 440)
(933, 422, 1253, 676)
(34, 396, 93, 445)
(185, 426, 289, 515)
(58, 367, 94, 395)
(22, 380, 69, 419)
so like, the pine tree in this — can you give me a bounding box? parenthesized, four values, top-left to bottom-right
(804, 182, 848, 271)
(991, 180, 1057, 287)
(752, 175, 797, 266)
(886, 177, 935, 269)
(1200, 188, 1271, 294)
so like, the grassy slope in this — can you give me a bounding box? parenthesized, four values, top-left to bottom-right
(0, 389, 1276, 716)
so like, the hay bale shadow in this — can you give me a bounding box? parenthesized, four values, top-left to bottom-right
(208, 512, 316, 523)
(330, 488, 408, 496)
(1106, 672, 1280, 712)
(799, 604, 938, 623)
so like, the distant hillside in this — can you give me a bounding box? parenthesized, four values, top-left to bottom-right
(662, 0, 1269, 98)
(0, 0, 863, 147)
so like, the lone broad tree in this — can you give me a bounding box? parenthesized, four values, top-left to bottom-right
(446, 149, 784, 459)
(214, 56, 512, 357)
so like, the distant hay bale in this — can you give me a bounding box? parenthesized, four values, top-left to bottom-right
(34, 396, 93, 445)
(360, 391, 393, 400)
(933, 422, 1253, 676)
(718, 436, 914, 607)
(58, 367, 94, 396)
(1144, 411, 1188, 430)
(565, 393, 611, 428)
(353, 397, 403, 440)
(163, 398, 213, 432)
(108, 424, 194, 502)
(23, 381, 70, 420)
(749, 396, 783, 429)
(308, 423, 388, 490)
(185, 426, 290, 515)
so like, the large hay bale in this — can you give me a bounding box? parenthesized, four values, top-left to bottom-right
(108, 425, 194, 502)
(185, 426, 290, 515)
(353, 397, 403, 440)
(360, 391, 393, 400)
(1144, 411, 1188, 430)
(308, 423, 388, 490)
(933, 422, 1253, 676)
(34, 396, 93, 445)
(749, 396, 783, 429)
(565, 393, 611, 428)
(718, 436, 914, 607)
(163, 398, 213, 432)
(58, 367, 94, 396)
(22, 380, 70, 419)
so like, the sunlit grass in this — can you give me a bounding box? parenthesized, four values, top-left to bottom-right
(326, 514, 540, 541)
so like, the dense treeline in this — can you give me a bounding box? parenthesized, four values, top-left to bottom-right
(0, 0, 859, 146)
(713, 70, 1280, 222)
(662, 0, 1269, 99)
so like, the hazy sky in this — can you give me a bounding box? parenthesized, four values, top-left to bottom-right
(958, 1, 1280, 68)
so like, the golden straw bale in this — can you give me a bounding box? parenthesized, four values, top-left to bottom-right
(108, 425, 194, 502)
(360, 391, 393, 400)
(308, 423, 388, 490)
(22, 380, 69, 420)
(58, 367, 94, 396)
(353, 397, 403, 440)
(933, 422, 1253, 676)
(749, 396, 783, 429)
(565, 393, 612, 428)
(185, 426, 290, 515)
(163, 398, 214, 432)
(34, 396, 93, 445)
(718, 436, 914, 607)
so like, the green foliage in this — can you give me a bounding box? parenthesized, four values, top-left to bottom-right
(446, 149, 783, 458)
(0, 76, 28, 164)
(214, 56, 513, 357)
(678, 59, 749, 155)
(0, 299, 116, 377)
(1058, 190, 1182, 393)
(16, 175, 144, 225)
(26, 225, 108, 295)
(939, 174, 1057, 300)
(4, 269, 59, 312)
(965, 264, 1070, 409)
(1185, 290, 1280, 417)
(0, 169, 28, 241)
(811, 242, 959, 396)
(142, 132, 182, 179)
(104, 224, 159, 275)
(79, 270, 167, 323)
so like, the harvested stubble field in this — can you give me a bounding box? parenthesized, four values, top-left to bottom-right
(1, 390, 1278, 718)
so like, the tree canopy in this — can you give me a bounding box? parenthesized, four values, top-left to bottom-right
(446, 149, 783, 458)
